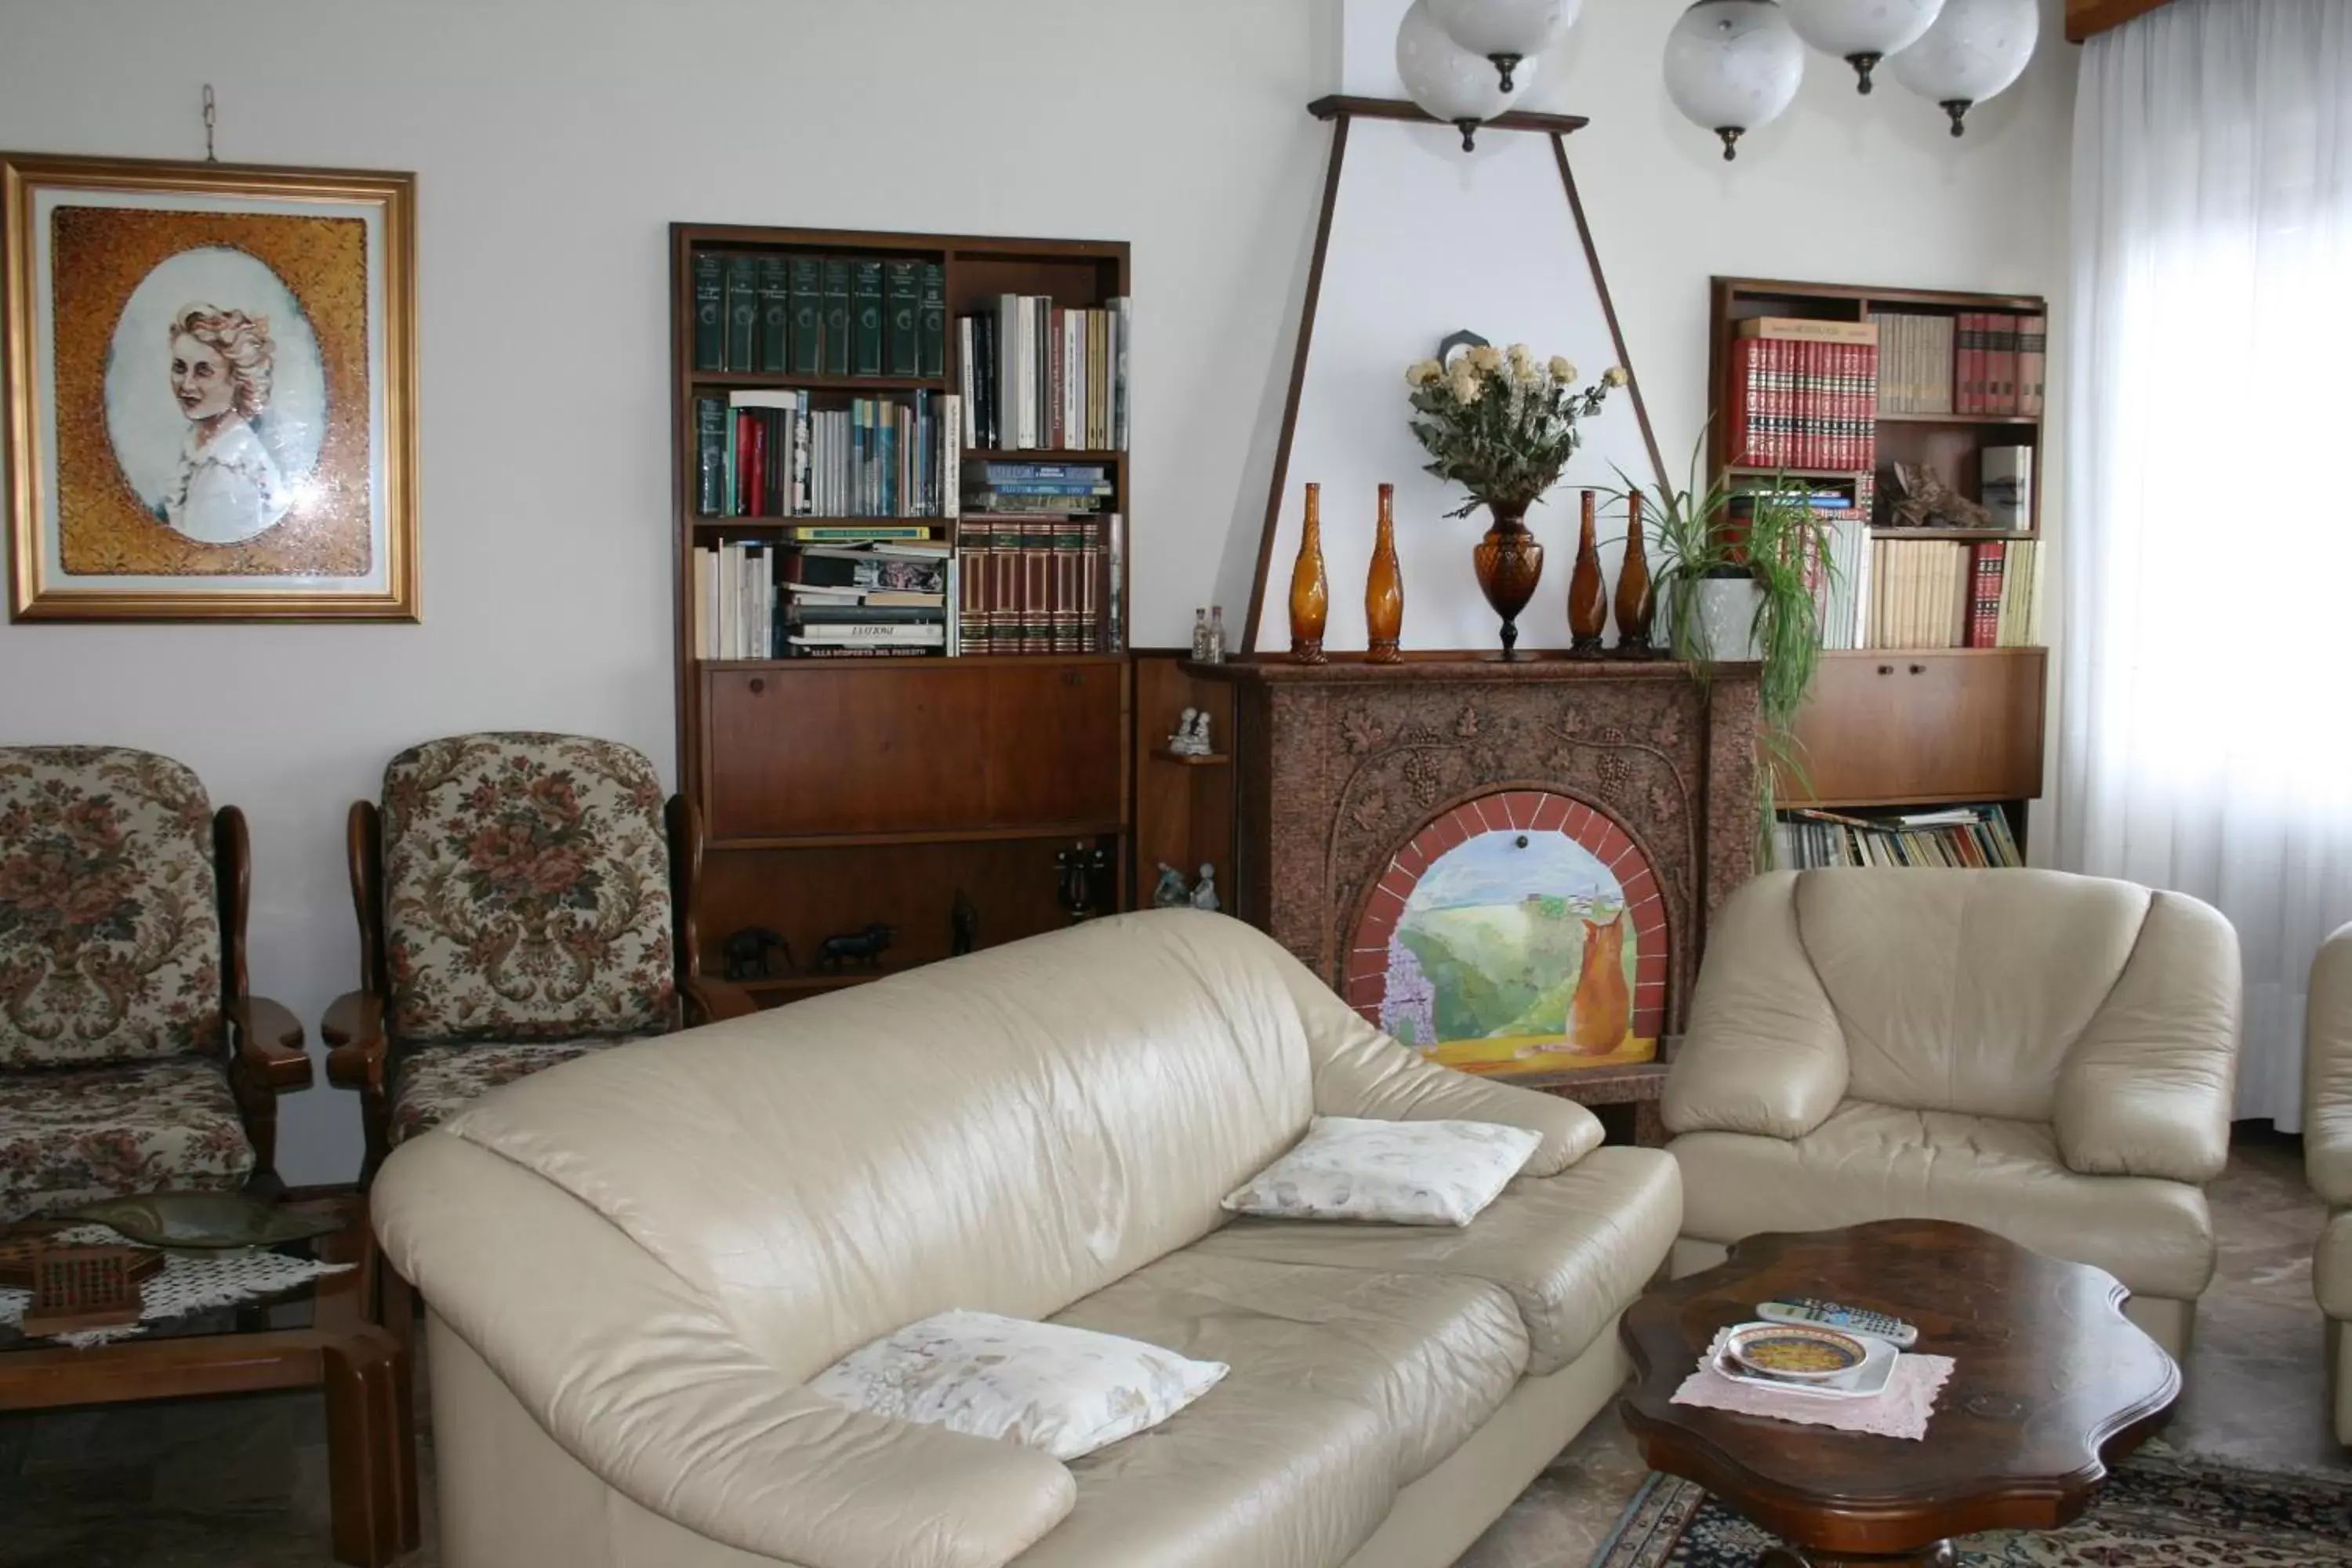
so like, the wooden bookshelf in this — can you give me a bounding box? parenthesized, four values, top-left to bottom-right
(670, 223, 1134, 1003)
(1707, 275, 2049, 842)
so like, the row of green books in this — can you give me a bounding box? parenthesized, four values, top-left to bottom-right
(691, 252, 947, 380)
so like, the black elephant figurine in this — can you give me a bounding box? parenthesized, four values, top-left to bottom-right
(722, 926, 795, 982)
(818, 922, 896, 974)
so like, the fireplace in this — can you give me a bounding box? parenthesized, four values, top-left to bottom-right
(1192, 653, 1759, 1062)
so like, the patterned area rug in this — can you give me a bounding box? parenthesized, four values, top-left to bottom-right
(1592, 1450, 2352, 1565)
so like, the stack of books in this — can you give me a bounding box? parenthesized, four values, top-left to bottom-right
(1817, 536, 2038, 651)
(956, 296, 1130, 452)
(1723, 317, 1878, 471)
(956, 514, 1122, 655)
(691, 528, 955, 659)
(695, 390, 962, 519)
(690, 252, 946, 380)
(1868, 313, 1957, 415)
(1955, 313, 2045, 416)
(1774, 804, 2024, 870)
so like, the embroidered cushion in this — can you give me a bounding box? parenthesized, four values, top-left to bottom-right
(390, 1036, 645, 1147)
(1221, 1115, 1543, 1227)
(0, 747, 223, 1069)
(0, 1057, 252, 1223)
(809, 1308, 1229, 1461)
(381, 734, 675, 1044)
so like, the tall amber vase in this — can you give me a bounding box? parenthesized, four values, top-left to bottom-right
(1613, 490, 1656, 655)
(1366, 483, 1404, 663)
(1472, 501, 1544, 659)
(1567, 488, 1607, 655)
(1288, 482, 1330, 664)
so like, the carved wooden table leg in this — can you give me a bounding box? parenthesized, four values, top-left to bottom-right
(322, 1323, 419, 1567)
(1759, 1542, 1957, 1566)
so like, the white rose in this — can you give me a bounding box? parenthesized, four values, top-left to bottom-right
(1602, 365, 1631, 387)
(1548, 356, 1577, 383)
(1468, 344, 1504, 372)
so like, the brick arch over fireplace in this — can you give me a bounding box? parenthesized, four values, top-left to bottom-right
(1345, 789, 1668, 1072)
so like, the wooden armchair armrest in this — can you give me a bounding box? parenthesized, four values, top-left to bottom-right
(682, 976, 760, 1026)
(324, 989, 391, 1092)
(230, 995, 313, 1093)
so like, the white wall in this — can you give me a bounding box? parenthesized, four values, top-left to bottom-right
(0, 0, 2074, 1181)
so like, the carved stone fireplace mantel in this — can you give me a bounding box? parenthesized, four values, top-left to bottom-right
(1191, 652, 1760, 1044)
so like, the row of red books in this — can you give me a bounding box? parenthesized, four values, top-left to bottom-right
(1955, 313, 2045, 416)
(1724, 330, 1878, 473)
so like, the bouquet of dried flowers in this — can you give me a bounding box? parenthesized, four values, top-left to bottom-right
(1405, 344, 1628, 518)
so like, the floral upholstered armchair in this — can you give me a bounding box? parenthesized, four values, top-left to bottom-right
(0, 746, 311, 1223)
(324, 732, 752, 1178)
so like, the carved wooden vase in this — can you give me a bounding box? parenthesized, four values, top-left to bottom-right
(1472, 501, 1544, 659)
(1614, 490, 1656, 655)
(1366, 482, 1404, 664)
(1288, 481, 1330, 664)
(1567, 488, 1607, 656)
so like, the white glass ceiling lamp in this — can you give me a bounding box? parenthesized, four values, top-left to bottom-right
(1398, 0, 1537, 152)
(1663, 0, 1805, 162)
(1889, 0, 2038, 136)
(1428, 0, 1581, 92)
(1784, 0, 1944, 93)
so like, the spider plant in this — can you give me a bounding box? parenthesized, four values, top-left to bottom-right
(1613, 434, 1835, 863)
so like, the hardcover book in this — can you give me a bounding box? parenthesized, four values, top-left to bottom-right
(757, 256, 790, 373)
(789, 256, 823, 376)
(723, 254, 759, 373)
(852, 260, 886, 378)
(885, 260, 921, 378)
(692, 252, 724, 372)
(822, 259, 853, 377)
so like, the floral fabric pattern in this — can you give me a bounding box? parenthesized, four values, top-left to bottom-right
(810, 1308, 1229, 1461)
(389, 1036, 642, 1147)
(0, 1057, 252, 1223)
(0, 747, 222, 1068)
(382, 734, 675, 1044)
(1221, 1116, 1542, 1227)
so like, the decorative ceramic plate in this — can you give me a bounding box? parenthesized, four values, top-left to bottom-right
(1725, 1322, 1870, 1383)
(63, 1192, 343, 1250)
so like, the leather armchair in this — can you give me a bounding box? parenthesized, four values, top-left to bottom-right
(2307, 923, 2352, 1444)
(0, 746, 310, 1222)
(1664, 869, 2240, 1359)
(325, 732, 752, 1181)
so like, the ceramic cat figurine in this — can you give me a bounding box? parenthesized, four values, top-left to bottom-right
(1567, 911, 1631, 1054)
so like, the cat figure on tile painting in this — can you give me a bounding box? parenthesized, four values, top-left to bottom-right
(1566, 910, 1631, 1054)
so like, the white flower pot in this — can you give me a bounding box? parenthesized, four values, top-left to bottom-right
(1688, 575, 1764, 662)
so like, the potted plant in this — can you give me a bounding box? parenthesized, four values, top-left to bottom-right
(1405, 345, 1627, 657)
(1619, 437, 1834, 854)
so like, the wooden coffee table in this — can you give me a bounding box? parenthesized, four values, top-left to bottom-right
(1618, 1218, 2180, 1566)
(0, 1192, 419, 1566)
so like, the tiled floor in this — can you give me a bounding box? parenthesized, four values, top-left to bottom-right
(2, 1136, 2343, 1568)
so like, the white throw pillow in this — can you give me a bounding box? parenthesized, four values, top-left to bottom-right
(1221, 1115, 1544, 1227)
(808, 1309, 1228, 1461)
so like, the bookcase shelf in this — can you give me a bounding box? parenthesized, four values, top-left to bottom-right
(672, 222, 1135, 1007)
(1875, 412, 2039, 426)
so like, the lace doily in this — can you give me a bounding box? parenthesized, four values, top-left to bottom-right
(0, 1225, 353, 1348)
(1670, 1325, 1957, 1440)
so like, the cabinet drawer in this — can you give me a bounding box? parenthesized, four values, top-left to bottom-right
(702, 662, 1125, 841)
(1787, 648, 2045, 806)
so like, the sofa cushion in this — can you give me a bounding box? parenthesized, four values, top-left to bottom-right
(1221, 1115, 1541, 1227)
(1672, 1099, 2216, 1300)
(392, 1038, 641, 1147)
(2319, 1210, 2352, 1321)
(1051, 1248, 1529, 1487)
(1188, 1145, 1680, 1376)
(0, 1057, 252, 1222)
(0, 746, 223, 1069)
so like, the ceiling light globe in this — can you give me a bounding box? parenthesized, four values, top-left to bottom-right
(1784, 0, 1945, 92)
(1889, 0, 2038, 135)
(1428, 0, 1582, 90)
(1663, 0, 1806, 162)
(1398, 0, 1537, 151)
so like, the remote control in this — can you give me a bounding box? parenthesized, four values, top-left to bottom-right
(1756, 1298, 1918, 1348)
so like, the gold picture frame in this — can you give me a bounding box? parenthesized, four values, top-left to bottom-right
(3, 152, 417, 620)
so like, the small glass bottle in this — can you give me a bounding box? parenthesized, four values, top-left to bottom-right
(1191, 607, 1212, 662)
(1207, 605, 1228, 664)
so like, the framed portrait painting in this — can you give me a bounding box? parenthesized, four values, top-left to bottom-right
(2, 153, 416, 620)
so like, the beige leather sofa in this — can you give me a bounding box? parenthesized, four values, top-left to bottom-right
(1662, 869, 2239, 1359)
(2309, 923, 2352, 1444)
(372, 910, 1680, 1568)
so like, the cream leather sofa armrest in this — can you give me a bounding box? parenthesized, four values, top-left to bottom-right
(373, 1133, 1076, 1568)
(1662, 872, 1848, 1139)
(2054, 890, 2240, 1185)
(1279, 959, 1602, 1176)
(2305, 923, 2352, 1206)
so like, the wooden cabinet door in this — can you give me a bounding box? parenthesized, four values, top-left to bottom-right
(1787, 648, 2046, 806)
(702, 662, 1123, 843)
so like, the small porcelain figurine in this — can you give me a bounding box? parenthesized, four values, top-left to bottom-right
(1151, 862, 1192, 908)
(1189, 864, 1221, 912)
(1185, 710, 1214, 754)
(1167, 707, 1203, 755)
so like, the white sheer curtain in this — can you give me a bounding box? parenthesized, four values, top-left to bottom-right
(2058, 0, 2352, 1129)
